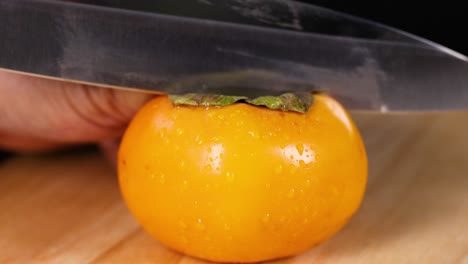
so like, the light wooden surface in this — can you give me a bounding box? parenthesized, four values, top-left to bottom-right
(1, 112, 468, 264)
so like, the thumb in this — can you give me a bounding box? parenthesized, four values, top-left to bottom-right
(0, 70, 153, 152)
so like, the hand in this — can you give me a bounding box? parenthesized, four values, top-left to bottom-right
(0, 70, 153, 163)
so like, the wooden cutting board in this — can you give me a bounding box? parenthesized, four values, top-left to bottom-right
(1, 112, 467, 264)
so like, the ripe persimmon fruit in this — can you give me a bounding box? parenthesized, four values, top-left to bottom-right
(118, 93, 367, 263)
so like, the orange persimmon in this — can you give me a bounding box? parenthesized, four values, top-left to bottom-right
(118, 93, 367, 263)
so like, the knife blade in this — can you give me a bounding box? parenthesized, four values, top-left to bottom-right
(0, 0, 467, 112)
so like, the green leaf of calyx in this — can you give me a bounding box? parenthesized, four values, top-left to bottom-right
(245, 93, 313, 113)
(169, 94, 247, 107)
(169, 93, 314, 113)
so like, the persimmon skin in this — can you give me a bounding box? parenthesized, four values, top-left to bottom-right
(118, 94, 367, 263)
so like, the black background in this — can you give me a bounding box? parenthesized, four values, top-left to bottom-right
(303, 1, 467, 55)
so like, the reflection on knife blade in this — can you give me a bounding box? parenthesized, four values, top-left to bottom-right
(0, 0, 467, 112)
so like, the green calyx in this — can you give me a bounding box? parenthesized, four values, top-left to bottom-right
(169, 93, 314, 113)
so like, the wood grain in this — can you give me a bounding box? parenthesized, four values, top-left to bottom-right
(1, 112, 467, 264)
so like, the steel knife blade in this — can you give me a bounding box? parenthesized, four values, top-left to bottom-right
(1, 0, 467, 112)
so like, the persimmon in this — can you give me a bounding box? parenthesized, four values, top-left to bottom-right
(118, 93, 367, 263)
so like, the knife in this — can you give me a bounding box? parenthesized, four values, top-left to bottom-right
(1, 0, 467, 112)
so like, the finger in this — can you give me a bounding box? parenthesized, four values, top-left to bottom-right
(0, 70, 153, 152)
(98, 137, 121, 167)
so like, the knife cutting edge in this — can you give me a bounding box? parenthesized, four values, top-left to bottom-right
(0, 0, 467, 112)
